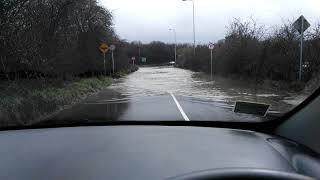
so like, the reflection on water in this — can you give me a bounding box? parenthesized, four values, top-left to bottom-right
(43, 89, 130, 123)
(109, 66, 301, 113)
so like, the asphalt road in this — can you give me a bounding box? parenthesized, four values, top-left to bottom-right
(45, 66, 289, 123)
(47, 90, 262, 122)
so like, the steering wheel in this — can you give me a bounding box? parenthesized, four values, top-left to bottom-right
(170, 168, 315, 180)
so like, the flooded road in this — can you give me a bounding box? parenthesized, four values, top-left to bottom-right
(48, 66, 304, 122)
(109, 66, 296, 114)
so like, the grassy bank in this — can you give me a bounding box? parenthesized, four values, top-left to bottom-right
(0, 77, 112, 127)
(113, 65, 139, 78)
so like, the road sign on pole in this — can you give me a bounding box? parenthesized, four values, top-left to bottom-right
(109, 45, 116, 51)
(208, 43, 215, 80)
(293, 15, 310, 81)
(99, 43, 109, 54)
(110, 45, 116, 74)
(141, 57, 147, 63)
(293, 16, 310, 34)
(99, 43, 109, 76)
(132, 57, 136, 66)
(208, 43, 214, 50)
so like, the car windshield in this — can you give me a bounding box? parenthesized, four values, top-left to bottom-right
(0, 0, 319, 128)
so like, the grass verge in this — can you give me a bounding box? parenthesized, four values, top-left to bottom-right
(0, 77, 112, 127)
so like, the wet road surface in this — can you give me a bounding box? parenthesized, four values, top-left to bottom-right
(48, 66, 299, 122)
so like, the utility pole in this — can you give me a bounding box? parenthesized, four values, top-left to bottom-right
(182, 0, 196, 55)
(192, 0, 196, 55)
(169, 29, 177, 63)
(210, 49, 213, 80)
(110, 45, 116, 74)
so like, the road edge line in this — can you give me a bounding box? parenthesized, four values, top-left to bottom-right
(170, 93, 190, 121)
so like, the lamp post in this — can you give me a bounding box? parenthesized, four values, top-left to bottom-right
(182, 0, 196, 55)
(169, 28, 177, 63)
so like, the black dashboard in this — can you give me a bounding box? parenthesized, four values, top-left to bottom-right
(0, 126, 319, 179)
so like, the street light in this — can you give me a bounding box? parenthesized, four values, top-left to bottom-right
(169, 28, 177, 63)
(182, 0, 196, 55)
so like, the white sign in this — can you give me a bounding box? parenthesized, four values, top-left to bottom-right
(110, 45, 116, 51)
(141, 57, 147, 63)
(208, 43, 215, 50)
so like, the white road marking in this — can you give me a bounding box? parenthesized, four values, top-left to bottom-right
(170, 93, 190, 121)
(83, 102, 127, 105)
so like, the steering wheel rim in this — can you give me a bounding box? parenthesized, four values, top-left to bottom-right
(169, 168, 315, 180)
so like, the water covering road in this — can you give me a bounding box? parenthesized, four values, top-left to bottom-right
(49, 66, 302, 122)
(109, 66, 296, 113)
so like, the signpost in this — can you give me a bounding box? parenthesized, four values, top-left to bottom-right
(132, 57, 136, 66)
(110, 45, 116, 73)
(99, 43, 109, 76)
(208, 42, 215, 80)
(293, 15, 310, 81)
(141, 57, 147, 63)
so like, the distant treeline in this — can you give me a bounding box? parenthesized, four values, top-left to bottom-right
(0, 0, 136, 80)
(123, 41, 179, 65)
(113, 17, 320, 83)
(2, 1, 319, 83)
(178, 18, 320, 82)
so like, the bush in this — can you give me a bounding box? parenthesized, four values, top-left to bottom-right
(177, 18, 320, 87)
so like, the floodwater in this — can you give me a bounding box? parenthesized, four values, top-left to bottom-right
(109, 66, 304, 114)
(47, 66, 309, 123)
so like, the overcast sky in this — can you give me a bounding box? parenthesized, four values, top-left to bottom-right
(99, 0, 319, 44)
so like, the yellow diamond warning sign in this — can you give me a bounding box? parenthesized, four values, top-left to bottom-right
(99, 43, 109, 54)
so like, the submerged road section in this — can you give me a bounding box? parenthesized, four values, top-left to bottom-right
(48, 66, 297, 122)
